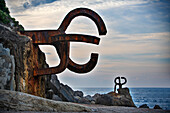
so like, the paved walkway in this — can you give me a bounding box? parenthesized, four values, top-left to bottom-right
(1, 106, 170, 113)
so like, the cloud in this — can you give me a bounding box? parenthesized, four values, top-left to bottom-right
(5, 0, 150, 29)
(5, 0, 170, 87)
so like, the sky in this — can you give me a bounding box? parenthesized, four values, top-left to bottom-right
(5, 0, 170, 88)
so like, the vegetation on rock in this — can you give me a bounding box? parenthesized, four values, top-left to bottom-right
(0, 0, 24, 31)
(0, 0, 10, 15)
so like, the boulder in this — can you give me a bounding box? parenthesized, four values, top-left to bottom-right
(62, 84, 74, 96)
(85, 95, 94, 102)
(52, 94, 62, 101)
(59, 84, 75, 102)
(139, 104, 149, 108)
(95, 88, 136, 107)
(76, 97, 91, 104)
(154, 105, 162, 109)
(91, 101, 95, 104)
(48, 74, 61, 97)
(74, 95, 93, 104)
(0, 89, 91, 112)
(45, 89, 62, 101)
(48, 74, 75, 102)
(50, 74, 60, 90)
(74, 96, 81, 101)
(92, 93, 101, 101)
(46, 89, 54, 99)
(74, 90, 84, 97)
(95, 94, 113, 106)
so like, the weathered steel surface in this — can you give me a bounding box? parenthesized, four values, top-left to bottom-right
(58, 8, 107, 35)
(114, 77, 127, 93)
(21, 8, 107, 76)
(68, 53, 98, 73)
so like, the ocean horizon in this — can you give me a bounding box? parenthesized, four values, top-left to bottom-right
(73, 87, 170, 110)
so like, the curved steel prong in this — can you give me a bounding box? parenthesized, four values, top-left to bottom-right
(67, 53, 98, 73)
(51, 34, 100, 45)
(58, 8, 107, 35)
(121, 77, 127, 85)
(20, 8, 107, 76)
(57, 8, 107, 73)
(114, 76, 127, 92)
(33, 41, 69, 76)
(24, 34, 100, 45)
(52, 34, 99, 73)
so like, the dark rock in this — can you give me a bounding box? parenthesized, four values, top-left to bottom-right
(95, 88, 136, 107)
(46, 88, 62, 101)
(96, 94, 113, 106)
(118, 87, 130, 96)
(50, 74, 60, 90)
(0, 24, 48, 97)
(52, 94, 62, 101)
(0, 43, 15, 90)
(139, 104, 149, 108)
(46, 89, 54, 99)
(59, 84, 75, 102)
(48, 74, 61, 96)
(74, 96, 81, 102)
(62, 84, 74, 96)
(92, 93, 101, 101)
(76, 97, 91, 104)
(74, 95, 93, 104)
(85, 95, 94, 102)
(154, 105, 162, 109)
(48, 74, 76, 102)
(75, 95, 94, 104)
(74, 90, 84, 97)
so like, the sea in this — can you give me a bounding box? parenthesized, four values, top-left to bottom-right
(74, 87, 170, 110)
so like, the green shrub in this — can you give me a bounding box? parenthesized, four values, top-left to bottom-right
(0, 0, 24, 31)
(0, 10, 10, 24)
(0, 0, 10, 15)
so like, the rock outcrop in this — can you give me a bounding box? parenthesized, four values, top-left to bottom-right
(154, 105, 162, 109)
(0, 89, 91, 112)
(1, 0, 48, 97)
(74, 90, 84, 97)
(0, 24, 47, 97)
(0, 17, 136, 111)
(47, 74, 75, 102)
(139, 104, 149, 108)
(95, 88, 136, 107)
(0, 24, 30, 92)
(45, 75, 135, 107)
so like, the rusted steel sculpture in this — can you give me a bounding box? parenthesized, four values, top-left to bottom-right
(21, 8, 107, 76)
(114, 77, 127, 93)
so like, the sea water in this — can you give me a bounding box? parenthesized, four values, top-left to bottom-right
(74, 88, 170, 110)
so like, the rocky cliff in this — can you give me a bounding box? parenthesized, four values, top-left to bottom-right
(0, 24, 47, 97)
(0, 22, 136, 111)
(0, 0, 136, 111)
